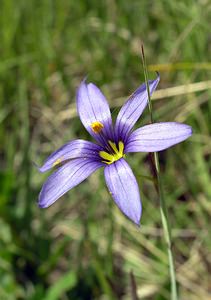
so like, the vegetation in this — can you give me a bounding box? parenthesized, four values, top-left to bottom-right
(0, 0, 210, 299)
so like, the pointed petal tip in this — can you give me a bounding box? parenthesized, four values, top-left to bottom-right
(187, 124, 193, 136)
(77, 77, 88, 94)
(178, 123, 193, 139)
(132, 211, 142, 226)
(38, 192, 49, 208)
(77, 78, 112, 144)
(155, 71, 160, 80)
(38, 191, 57, 208)
(81, 75, 88, 83)
(130, 202, 142, 225)
(38, 201, 46, 209)
(78, 76, 90, 89)
(38, 162, 57, 173)
(133, 218, 141, 227)
(38, 166, 47, 173)
(115, 75, 160, 141)
(32, 161, 45, 173)
(120, 206, 141, 226)
(135, 221, 141, 228)
(121, 208, 141, 226)
(38, 195, 47, 208)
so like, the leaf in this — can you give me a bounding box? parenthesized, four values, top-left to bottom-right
(43, 271, 77, 300)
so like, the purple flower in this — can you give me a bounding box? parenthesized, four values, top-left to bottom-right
(38, 75, 192, 225)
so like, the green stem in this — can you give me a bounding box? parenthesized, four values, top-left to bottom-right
(141, 45, 178, 300)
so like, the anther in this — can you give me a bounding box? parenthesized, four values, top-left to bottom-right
(91, 121, 104, 134)
(53, 158, 62, 167)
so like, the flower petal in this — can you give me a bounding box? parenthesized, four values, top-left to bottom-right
(115, 75, 160, 142)
(39, 158, 103, 208)
(77, 80, 113, 145)
(39, 139, 102, 173)
(104, 158, 142, 225)
(125, 122, 192, 153)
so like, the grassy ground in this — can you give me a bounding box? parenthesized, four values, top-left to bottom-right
(0, 0, 211, 299)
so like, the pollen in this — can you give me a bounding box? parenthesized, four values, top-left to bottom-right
(53, 158, 62, 167)
(91, 121, 104, 134)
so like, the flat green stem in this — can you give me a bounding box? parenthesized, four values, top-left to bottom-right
(141, 45, 178, 300)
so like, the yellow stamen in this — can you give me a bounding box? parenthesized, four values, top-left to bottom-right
(53, 158, 62, 167)
(108, 141, 119, 154)
(91, 121, 104, 134)
(99, 151, 115, 163)
(118, 141, 124, 154)
(99, 141, 125, 164)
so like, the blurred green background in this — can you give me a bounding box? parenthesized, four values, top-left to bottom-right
(0, 0, 211, 299)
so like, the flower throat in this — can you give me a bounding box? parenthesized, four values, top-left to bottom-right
(91, 121, 125, 164)
(99, 140, 125, 164)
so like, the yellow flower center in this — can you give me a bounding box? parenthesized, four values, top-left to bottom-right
(91, 121, 104, 134)
(99, 141, 125, 164)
